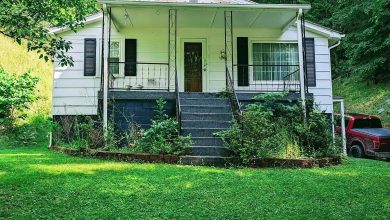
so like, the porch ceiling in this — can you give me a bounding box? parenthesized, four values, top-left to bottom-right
(110, 7, 300, 30)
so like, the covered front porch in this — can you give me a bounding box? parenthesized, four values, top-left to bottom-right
(101, 2, 309, 93)
(99, 1, 311, 129)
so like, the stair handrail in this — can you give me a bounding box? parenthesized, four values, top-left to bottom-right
(283, 68, 300, 93)
(175, 69, 182, 135)
(226, 67, 244, 149)
(226, 67, 242, 120)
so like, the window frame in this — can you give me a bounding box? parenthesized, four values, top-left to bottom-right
(249, 40, 299, 84)
(108, 38, 125, 77)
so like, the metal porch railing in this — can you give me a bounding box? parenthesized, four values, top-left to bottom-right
(108, 61, 170, 91)
(234, 64, 301, 93)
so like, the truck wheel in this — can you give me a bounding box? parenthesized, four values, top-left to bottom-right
(349, 145, 364, 158)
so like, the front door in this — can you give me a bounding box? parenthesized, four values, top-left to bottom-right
(184, 42, 203, 92)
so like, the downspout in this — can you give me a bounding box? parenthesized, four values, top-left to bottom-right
(296, 9, 306, 117)
(329, 40, 341, 50)
(329, 39, 341, 148)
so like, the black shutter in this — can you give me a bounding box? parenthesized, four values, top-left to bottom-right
(84, 38, 96, 76)
(237, 37, 249, 86)
(125, 39, 137, 76)
(305, 38, 316, 87)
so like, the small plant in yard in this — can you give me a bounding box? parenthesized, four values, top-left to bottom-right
(215, 93, 341, 162)
(132, 98, 192, 155)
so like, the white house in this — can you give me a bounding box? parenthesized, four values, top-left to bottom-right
(51, 0, 344, 161)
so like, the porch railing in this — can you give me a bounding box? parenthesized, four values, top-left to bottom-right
(233, 64, 300, 93)
(108, 61, 170, 91)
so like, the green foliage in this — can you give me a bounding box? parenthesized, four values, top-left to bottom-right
(0, 67, 39, 125)
(131, 99, 192, 155)
(53, 99, 192, 155)
(302, 0, 390, 82)
(0, 114, 52, 147)
(135, 118, 192, 155)
(53, 116, 104, 150)
(216, 94, 340, 162)
(0, 0, 97, 66)
(333, 74, 390, 127)
(153, 98, 168, 122)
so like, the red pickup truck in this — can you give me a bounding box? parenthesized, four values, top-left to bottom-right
(335, 114, 390, 159)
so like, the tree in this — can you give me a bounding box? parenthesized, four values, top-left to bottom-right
(0, 0, 97, 67)
(0, 68, 38, 125)
(303, 0, 390, 82)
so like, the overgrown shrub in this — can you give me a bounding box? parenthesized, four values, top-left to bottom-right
(216, 93, 340, 162)
(53, 116, 104, 149)
(131, 98, 192, 155)
(53, 99, 192, 155)
(0, 67, 39, 125)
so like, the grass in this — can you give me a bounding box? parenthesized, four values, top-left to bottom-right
(1, 145, 389, 219)
(333, 74, 390, 127)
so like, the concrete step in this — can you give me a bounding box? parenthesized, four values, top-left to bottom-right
(182, 128, 224, 137)
(192, 137, 224, 146)
(189, 146, 231, 157)
(180, 98, 229, 106)
(181, 113, 233, 121)
(182, 120, 231, 129)
(180, 92, 219, 99)
(181, 105, 231, 114)
(179, 155, 237, 167)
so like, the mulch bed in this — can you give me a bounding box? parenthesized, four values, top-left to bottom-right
(246, 157, 342, 168)
(49, 146, 179, 163)
(49, 146, 342, 168)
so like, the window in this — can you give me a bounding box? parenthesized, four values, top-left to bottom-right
(109, 41, 120, 75)
(353, 119, 382, 129)
(252, 43, 298, 81)
(84, 38, 96, 76)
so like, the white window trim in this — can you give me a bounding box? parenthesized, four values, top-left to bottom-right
(109, 38, 125, 77)
(248, 40, 299, 85)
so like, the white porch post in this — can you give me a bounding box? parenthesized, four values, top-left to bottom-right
(296, 9, 306, 115)
(102, 4, 109, 133)
(340, 100, 347, 155)
(333, 98, 347, 156)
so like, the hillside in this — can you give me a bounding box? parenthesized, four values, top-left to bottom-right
(333, 75, 390, 128)
(0, 34, 53, 115)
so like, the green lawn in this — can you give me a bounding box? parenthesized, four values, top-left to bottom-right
(0, 146, 389, 219)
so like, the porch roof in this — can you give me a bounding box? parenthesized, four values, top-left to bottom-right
(98, 0, 311, 10)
